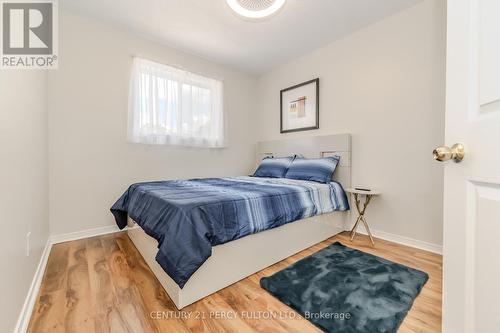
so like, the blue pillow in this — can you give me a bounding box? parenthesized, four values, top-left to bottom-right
(253, 156, 294, 178)
(285, 156, 340, 183)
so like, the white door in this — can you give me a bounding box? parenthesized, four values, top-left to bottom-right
(442, 0, 500, 332)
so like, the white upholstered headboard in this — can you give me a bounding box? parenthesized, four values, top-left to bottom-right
(256, 134, 352, 188)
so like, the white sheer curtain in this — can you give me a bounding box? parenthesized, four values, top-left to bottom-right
(128, 57, 225, 147)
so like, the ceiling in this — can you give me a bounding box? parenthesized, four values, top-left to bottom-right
(61, 0, 422, 75)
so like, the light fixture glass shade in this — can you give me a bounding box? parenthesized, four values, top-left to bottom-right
(226, 0, 286, 19)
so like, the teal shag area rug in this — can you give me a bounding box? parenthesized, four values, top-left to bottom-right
(260, 242, 428, 333)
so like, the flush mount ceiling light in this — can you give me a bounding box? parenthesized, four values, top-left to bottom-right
(226, 0, 286, 19)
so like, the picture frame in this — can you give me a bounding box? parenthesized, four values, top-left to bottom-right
(280, 78, 319, 133)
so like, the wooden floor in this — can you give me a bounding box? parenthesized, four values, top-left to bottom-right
(28, 231, 442, 333)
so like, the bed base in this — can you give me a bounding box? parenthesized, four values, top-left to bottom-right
(127, 212, 347, 309)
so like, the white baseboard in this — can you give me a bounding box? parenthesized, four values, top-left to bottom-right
(345, 225, 443, 255)
(14, 238, 52, 333)
(50, 224, 124, 244)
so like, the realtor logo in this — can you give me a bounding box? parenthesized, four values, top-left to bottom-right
(1, 0, 58, 69)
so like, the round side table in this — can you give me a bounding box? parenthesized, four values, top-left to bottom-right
(345, 188, 381, 245)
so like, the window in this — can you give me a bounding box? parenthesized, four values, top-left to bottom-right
(128, 57, 224, 147)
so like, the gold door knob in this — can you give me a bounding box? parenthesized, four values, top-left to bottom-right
(433, 143, 465, 162)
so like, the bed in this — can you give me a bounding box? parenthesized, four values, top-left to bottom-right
(112, 134, 352, 309)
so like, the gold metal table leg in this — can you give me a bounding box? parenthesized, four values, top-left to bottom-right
(350, 215, 361, 241)
(361, 216, 375, 245)
(349, 193, 375, 245)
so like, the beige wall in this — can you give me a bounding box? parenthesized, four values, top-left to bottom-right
(256, 0, 446, 246)
(0, 71, 49, 332)
(48, 11, 258, 235)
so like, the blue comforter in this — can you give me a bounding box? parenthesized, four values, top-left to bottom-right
(110, 176, 349, 288)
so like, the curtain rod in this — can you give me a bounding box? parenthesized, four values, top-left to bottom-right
(130, 54, 225, 82)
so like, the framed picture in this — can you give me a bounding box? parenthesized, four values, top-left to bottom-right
(280, 78, 319, 133)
